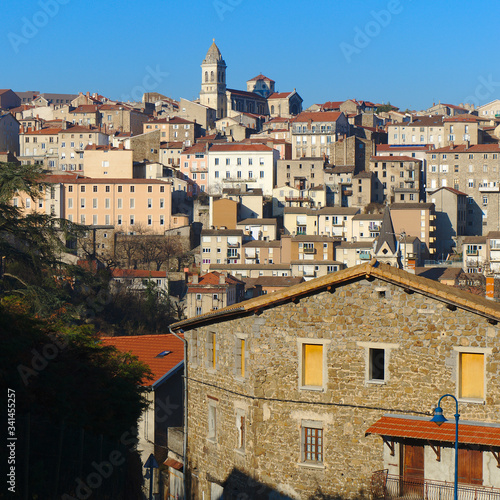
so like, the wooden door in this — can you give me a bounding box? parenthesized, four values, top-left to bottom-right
(403, 443, 425, 496)
(458, 448, 483, 485)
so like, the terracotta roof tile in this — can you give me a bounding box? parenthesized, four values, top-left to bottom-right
(101, 334, 184, 386)
(292, 111, 342, 123)
(366, 415, 500, 447)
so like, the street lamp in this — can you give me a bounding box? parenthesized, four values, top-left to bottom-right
(431, 394, 460, 500)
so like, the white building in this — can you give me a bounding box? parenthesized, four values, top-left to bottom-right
(207, 143, 279, 196)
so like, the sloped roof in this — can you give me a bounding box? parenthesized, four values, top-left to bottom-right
(100, 334, 184, 387)
(171, 259, 500, 331)
(248, 74, 275, 83)
(374, 207, 397, 254)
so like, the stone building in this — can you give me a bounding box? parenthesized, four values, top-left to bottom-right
(267, 90, 303, 118)
(276, 157, 327, 190)
(171, 260, 500, 498)
(425, 144, 500, 235)
(0, 112, 19, 154)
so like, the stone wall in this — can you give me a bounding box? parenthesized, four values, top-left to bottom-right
(184, 276, 500, 499)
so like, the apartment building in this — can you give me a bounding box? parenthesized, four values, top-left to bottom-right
(389, 203, 437, 257)
(180, 143, 208, 194)
(207, 143, 279, 196)
(350, 213, 383, 242)
(69, 105, 101, 126)
(186, 271, 245, 318)
(98, 103, 149, 135)
(323, 165, 373, 207)
(335, 240, 373, 267)
(291, 111, 349, 159)
(58, 126, 109, 172)
(388, 116, 445, 148)
(0, 113, 19, 154)
(444, 115, 480, 145)
(283, 207, 360, 237)
(143, 116, 200, 147)
(200, 229, 244, 273)
(19, 126, 61, 169)
(276, 157, 326, 190)
(428, 187, 467, 258)
(369, 156, 421, 204)
(236, 218, 277, 241)
(208, 262, 292, 278)
(61, 178, 172, 231)
(462, 236, 487, 273)
(83, 144, 133, 178)
(476, 100, 500, 119)
(272, 185, 327, 216)
(243, 240, 281, 265)
(426, 144, 500, 235)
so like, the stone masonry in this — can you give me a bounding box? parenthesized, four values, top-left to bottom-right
(175, 262, 500, 499)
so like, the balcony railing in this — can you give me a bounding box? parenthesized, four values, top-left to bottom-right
(479, 182, 500, 192)
(371, 470, 500, 500)
(227, 243, 240, 248)
(359, 251, 371, 260)
(303, 247, 316, 254)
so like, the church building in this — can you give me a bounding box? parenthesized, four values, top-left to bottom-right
(199, 41, 302, 120)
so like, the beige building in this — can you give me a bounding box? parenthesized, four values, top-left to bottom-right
(98, 103, 149, 135)
(476, 100, 500, 119)
(246, 74, 275, 98)
(369, 155, 421, 204)
(272, 185, 327, 216)
(83, 144, 133, 178)
(462, 236, 487, 273)
(143, 116, 199, 147)
(267, 90, 303, 118)
(291, 111, 350, 159)
(200, 229, 244, 273)
(388, 116, 445, 148)
(426, 144, 500, 235)
(350, 213, 383, 242)
(276, 157, 326, 191)
(335, 240, 373, 267)
(186, 271, 245, 318)
(243, 240, 281, 265)
(389, 202, 437, 257)
(236, 218, 277, 242)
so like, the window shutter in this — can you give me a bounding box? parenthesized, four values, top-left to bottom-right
(303, 344, 323, 386)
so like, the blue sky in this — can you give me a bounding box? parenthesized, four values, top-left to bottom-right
(2, 0, 499, 111)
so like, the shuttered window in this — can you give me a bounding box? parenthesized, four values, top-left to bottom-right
(460, 353, 484, 399)
(303, 344, 323, 387)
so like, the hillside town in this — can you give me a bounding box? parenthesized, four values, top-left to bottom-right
(4, 40, 500, 499)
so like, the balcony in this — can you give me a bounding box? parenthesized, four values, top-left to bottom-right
(371, 470, 500, 500)
(479, 182, 500, 192)
(303, 247, 316, 254)
(342, 189, 353, 196)
(190, 165, 208, 173)
(227, 242, 240, 248)
(226, 252, 240, 259)
(223, 177, 257, 183)
(359, 251, 371, 260)
(466, 250, 478, 256)
(369, 224, 380, 232)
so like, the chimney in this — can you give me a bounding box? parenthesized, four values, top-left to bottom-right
(192, 274, 199, 284)
(486, 275, 495, 300)
(86, 91, 90, 98)
(219, 273, 225, 284)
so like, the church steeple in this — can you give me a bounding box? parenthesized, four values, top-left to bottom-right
(200, 39, 227, 119)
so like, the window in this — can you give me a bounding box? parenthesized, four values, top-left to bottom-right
(92, 198, 97, 209)
(208, 332, 217, 370)
(130, 186, 135, 193)
(117, 186, 122, 193)
(130, 199, 135, 209)
(236, 410, 245, 452)
(301, 422, 323, 464)
(215, 158, 219, 166)
(81, 185, 86, 193)
(236, 337, 246, 378)
(301, 343, 323, 388)
(148, 198, 152, 208)
(369, 349, 385, 381)
(208, 399, 217, 441)
(459, 352, 485, 400)
(260, 171, 264, 178)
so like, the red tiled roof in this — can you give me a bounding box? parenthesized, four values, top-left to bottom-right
(366, 415, 500, 447)
(248, 74, 275, 83)
(164, 458, 183, 470)
(101, 334, 184, 386)
(193, 271, 243, 286)
(43, 173, 84, 183)
(112, 269, 167, 278)
(55, 177, 170, 185)
(0, 89, 11, 95)
(320, 101, 343, 110)
(432, 144, 500, 153)
(429, 186, 467, 196)
(267, 117, 290, 123)
(443, 115, 479, 122)
(70, 105, 100, 113)
(227, 88, 267, 100)
(377, 144, 433, 152)
(182, 143, 206, 154)
(59, 125, 101, 134)
(268, 92, 293, 99)
(292, 111, 342, 123)
(24, 127, 62, 135)
(209, 143, 273, 152)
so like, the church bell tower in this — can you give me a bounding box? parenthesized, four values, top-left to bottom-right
(200, 39, 227, 119)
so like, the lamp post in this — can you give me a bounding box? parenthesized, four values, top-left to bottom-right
(431, 394, 460, 500)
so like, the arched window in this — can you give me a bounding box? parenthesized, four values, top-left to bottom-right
(210, 71, 214, 82)
(271, 105, 275, 114)
(205, 71, 208, 83)
(218, 71, 221, 83)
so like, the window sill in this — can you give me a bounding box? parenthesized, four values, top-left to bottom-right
(299, 385, 325, 392)
(207, 437, 217, 445)
(234, 448, 245, 457)
(458, 398, 485, 405)
(298, 462, 325, 470)
(366, 379, 387, 386)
